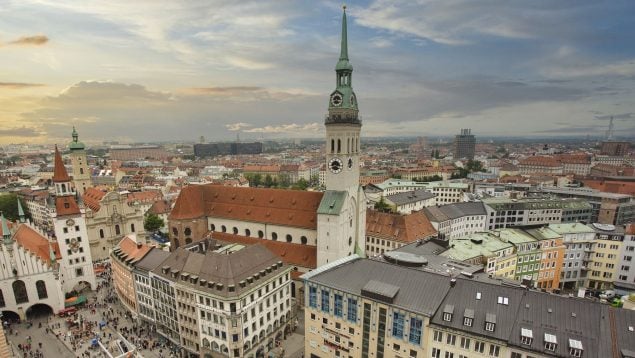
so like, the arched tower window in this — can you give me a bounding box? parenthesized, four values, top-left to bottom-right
(337, 139, 341, 153)
(331, 139, 335, 153)
(61, 184, 66, 193)
(13, 280, 28, 304)
(36, 280, 48, 299)
(99, 229, 104, 238)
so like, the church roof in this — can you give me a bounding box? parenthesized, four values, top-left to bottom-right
(52, 145, 71, 183)
(113, 236, 152, 265)
(83, 187, 107, 212)
(169, 184, 324, 230)
(14, 224, 61, 265)
(317, 190, 347, 215)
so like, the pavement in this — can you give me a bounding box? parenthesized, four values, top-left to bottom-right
(6, 267, 306, 358)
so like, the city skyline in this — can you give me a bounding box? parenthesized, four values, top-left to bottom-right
(2, 0, 635, 145)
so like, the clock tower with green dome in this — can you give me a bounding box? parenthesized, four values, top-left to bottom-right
(68, 126, 91, 195)
(317, 6, 366, 266)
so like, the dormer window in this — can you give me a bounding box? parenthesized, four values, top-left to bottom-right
(463, 308, 474, 327)
(521, 328, 533, 345)
(544, 333, 557, 352)
(497, 296, 509, 305)
(568, 339, 583, 357)
(443, 304, 454, 322)
(485, 313, 496, 332)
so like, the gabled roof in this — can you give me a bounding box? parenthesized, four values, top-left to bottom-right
(169, 184, 324, 229)
(148, 199, 172, 215)
(423, 202, 487, 222)
(13, 224, 61, 265)
(55, 196, 81, 216)
(385, 189, 435, 206)
(112, 236, 152, 265)
(365, 209, 437, 243)
(210, 232, 317, 269)
(52, 145, 71, 183)
(127, 190, 162, 204)
(82, 187, 107, 212)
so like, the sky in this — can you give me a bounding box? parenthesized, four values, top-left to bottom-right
(1, 0, 635, 145)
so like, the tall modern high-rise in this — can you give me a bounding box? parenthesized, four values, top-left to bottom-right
(454, 128, 476, 160)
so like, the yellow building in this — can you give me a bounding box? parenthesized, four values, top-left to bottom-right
(111, 236, 152, 315)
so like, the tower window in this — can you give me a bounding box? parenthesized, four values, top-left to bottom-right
(286, 234, 292, 243)
(331, 139, 335, 153)
(272, 232, 278, 241)
(337, 139, 341, 153)
(80, 168, 84, 174)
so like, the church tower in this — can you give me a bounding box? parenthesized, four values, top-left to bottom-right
(69, 127, 91, 195)
(51, 146, 96, 293)
(317, 6, 366, 266)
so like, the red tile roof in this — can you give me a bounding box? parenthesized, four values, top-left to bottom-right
(209, 231, 317, 269)
(116, 236, 152, 263)
(82, 187, 107, 212)
(148, 199, 172, 215)
(519, 156, 562, 167)
(169, 184, 324, 229)
(55, 196, 81, 216)
(365, 209, 437, 243)
(52, 145, 71, 183)
(14, 224, 61, 265)
(127, 190, 163, 204)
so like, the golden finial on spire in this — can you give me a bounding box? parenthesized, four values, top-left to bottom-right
(343, 4, 346, 11)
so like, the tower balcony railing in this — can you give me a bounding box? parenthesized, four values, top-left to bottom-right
(324, 113, 362, 125)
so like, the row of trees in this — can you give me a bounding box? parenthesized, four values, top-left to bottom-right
(0, 193, 29, 221)
(243, 174, 318, 190)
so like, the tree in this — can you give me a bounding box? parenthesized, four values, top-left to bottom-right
(374, 197, 392, 213)
(292, 178, 309, 190)
(0, 193, 29, 222)
(264, 174, 274, 188)
(144, 213, 165, 233)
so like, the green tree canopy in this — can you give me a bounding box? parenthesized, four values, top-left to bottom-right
(144, 213, 165, 232)
(0, 193, 29, 222)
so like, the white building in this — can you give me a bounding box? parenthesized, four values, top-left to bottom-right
(422, 202, 488, 240)
(384, 189, 436, 214)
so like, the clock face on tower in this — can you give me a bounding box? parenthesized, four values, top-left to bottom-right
(329, 158, 343, 173)
(330, 93, 343, 107)
(66, 219, 75, 227)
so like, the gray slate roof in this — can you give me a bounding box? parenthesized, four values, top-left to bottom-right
(135, 248, 170, 272)
(309, 258, 452, 316)
(385, 189, 435, 206)
(423, 202, 487, 222)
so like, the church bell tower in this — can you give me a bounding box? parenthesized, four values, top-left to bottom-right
(317, 6, 366, 266)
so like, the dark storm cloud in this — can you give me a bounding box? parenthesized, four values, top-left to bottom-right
(0, 127, 42, 137)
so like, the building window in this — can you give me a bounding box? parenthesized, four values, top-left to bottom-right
(460, 337, 471, 349)
(321, 290, 330, 313)
(221, 225, 226, 233)
(99, 229, 104, 238)
(521, 328, 533, 345)
(172, 227, 178, 236)
(474, 341, 485, 353)
(569, 339, 583, 357)
(409, 317, 422, 345)
(272, 232, 278, 241)
(544, 333, 557, 352)
(0, 290, 4, 308)
(334, 294, 343, 317)
(75, 268, 84, 277)
(258, 230, 264, 238)
(308, 287, 317, 308)
(130, 223, 135, 233)
(233, 227, 238, 235)
(115, 224, 121, 236)
(392, 311, 405, 338)
(301, 236, 307, 245)
(464, 317, 473, 327)
(286, 234, 292, 243)
(432, 348, 440, 358)
(185, 227, 192, 236)
(347, 297, 357, 322)
(13, 280, 28, 304)
(211, 224, 216, 231)
(36, 280, 48, 299)
(245, 229, 251, 237)
(433, 330, 443, 342)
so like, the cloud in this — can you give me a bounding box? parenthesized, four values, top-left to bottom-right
(0, 126, 43, 137)
(183, 87, 263, 95)
(0, 82, 45, 89)
(543, 59, 635, 78)
(243, 123, 321, 134)
(225, 123, 252, 131)
(6, 35, 49, 46)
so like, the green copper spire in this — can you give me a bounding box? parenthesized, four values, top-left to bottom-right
(1, 212, 11, 245)
(336, 6, 353, 71)
(17, 198, 25, 223)
(69, 126, 85, 151)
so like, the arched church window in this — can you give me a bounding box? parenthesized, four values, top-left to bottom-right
(301, 236, 307, 245)
(233, 227, 238, 235)
(272, 232, 278, 241)
(337, 139, 341, 153)
(36, 280, 48, 299)
(99, 229, 104, 238)
(115, 225, 121, 236)
(221, 225, 227, 233)
(245, 229, 251, 237)
(184, 227, 191, 236)
(0, 289, 4, 307)
(331, 140, 335, 153)
(258, 230, 264, 238)
(13, 280, 28, 304)
(211, 224, 216, 231)
(286, 234, 292, 243)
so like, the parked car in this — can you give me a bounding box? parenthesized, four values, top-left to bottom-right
(599, 290, 616, 300)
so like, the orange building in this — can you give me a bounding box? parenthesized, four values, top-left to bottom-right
(527, 227, 565, 291)
(111, 236, 152, 315)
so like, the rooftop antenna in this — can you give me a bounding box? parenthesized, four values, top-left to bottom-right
(606, 116, 614, 140)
